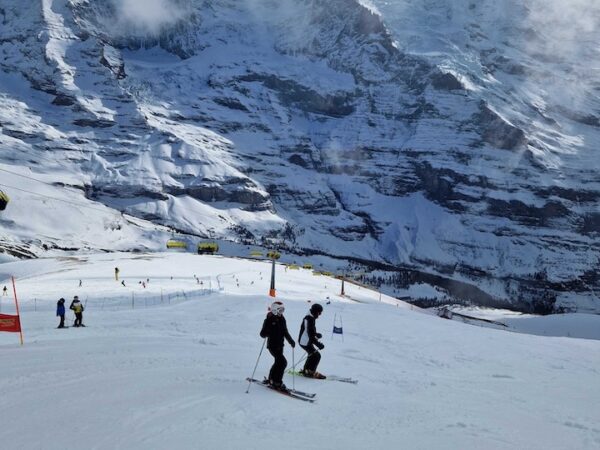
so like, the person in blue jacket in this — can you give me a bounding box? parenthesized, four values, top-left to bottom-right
(56, 298, 66, 328)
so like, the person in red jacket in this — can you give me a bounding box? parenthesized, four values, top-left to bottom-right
(260, 301, 295, 390)
(298, 303, 326, 379)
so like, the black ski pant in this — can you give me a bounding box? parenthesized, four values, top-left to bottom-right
(301, 344, 321, 373)
(74, 312, 83, 327)
(268, 347, 287, 385)
(58, 315, 65, 328)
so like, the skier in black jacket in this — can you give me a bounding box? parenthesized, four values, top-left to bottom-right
(260, 301, 295, 390)
(298, 303, 326, 379)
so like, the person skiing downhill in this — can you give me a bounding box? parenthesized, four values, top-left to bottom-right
(70, 296, 85, 327)
(260, 301, 295, 390)
(298, 303, 326, 379)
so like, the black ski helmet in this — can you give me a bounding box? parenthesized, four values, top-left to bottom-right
(310, 303, 323, 316)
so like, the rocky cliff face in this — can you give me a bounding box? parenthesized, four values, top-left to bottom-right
(1, 0, 598, 312)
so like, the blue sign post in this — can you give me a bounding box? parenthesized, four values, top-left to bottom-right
(332, 313, 344, 342)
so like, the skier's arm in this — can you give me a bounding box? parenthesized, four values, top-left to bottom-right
(283, 318, 295, 347)
(307, 317, 319, 346)
(285, 328, 295, 347)
(259, 317, 270, 338)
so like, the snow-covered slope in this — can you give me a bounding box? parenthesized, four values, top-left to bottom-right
(0, 253, 599, 449)
(0, 0, 599, 312)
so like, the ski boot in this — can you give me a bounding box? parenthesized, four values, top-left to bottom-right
(265, 378, 288, 391)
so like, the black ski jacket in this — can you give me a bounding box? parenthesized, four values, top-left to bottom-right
(298, 314, 320, 348)
(260, 313, 294, 350)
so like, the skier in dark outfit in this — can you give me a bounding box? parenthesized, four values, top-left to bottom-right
(260, 301, 295, 390)
(298, 303, 326, 379)
(56, 298, 66, 328)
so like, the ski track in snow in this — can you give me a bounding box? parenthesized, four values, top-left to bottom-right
(0, 253, 599, 449)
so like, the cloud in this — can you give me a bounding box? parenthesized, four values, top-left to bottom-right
(525, 0, 599, 59)
(110, 0, 191, 35)
(520, 0, 600, 112)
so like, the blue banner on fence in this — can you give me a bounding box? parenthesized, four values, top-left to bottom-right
(333, 326, 343, 334)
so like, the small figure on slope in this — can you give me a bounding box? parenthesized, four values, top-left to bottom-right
(56, 298, 66, 328)
(298, 303, 326, 379)
(260, 301, 295, 391)
(70, 295, 85, 327)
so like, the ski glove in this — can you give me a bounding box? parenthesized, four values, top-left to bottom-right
(316, 342, 324, 350)
(316, 333, 322, 339)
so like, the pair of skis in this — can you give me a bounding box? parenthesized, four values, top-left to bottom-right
(246, 373, 359, 403)
(246, 378, 316, 403)
(246, 372, 359, 403)
(288, 370, 358, 384)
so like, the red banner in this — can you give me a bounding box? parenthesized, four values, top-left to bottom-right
(0, 314, 21, 333)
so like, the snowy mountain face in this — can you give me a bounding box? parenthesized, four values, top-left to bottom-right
(0, 0, 599, 312)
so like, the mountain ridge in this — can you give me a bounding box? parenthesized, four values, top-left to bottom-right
(1, 0, 598, 313)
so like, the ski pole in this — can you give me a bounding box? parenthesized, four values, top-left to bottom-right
(292, 346, 295, 391)
(246, 339, 266, 393)
(291, 353, 307, 370)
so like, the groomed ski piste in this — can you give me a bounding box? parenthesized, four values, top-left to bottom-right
(1, 253, 599, 449)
